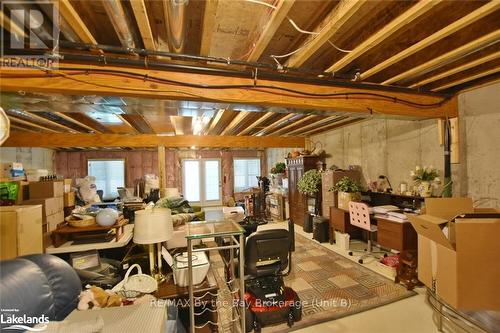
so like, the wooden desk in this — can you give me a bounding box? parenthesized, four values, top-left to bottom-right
(329, 207, 361, 244)
(376, 217, 417, 252)
(155, 268, 219, 332)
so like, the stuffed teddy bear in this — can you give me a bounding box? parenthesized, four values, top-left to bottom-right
(78, 286, 123, 310)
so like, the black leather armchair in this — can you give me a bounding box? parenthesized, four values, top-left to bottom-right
(0, 254, 81, 330)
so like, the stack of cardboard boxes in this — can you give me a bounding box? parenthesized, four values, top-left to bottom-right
(24, 180, 65, 249)
(408, 198, 500, 311)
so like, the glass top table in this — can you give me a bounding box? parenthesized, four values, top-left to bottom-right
(185, 220, 245, 240)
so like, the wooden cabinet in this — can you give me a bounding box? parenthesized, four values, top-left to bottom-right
(0, 205, 43, 260)
(321, 169, 361, 218)
(286, 156, 321, 227)
(376, 218, 417, 252)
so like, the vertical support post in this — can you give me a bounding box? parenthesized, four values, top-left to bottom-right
(158, 145, 167, 196)
(188, 239, 195, 333)
(443, 119, 452, 197)
(239, 233, 245, 333)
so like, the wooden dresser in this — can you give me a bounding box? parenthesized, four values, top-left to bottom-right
(286, 156, 321, 227)
(322, 169, 361, 218)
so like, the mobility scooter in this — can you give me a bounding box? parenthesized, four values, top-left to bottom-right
(242, 219, 302, 332)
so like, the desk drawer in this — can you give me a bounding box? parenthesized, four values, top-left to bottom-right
(377, 219, 403, 234)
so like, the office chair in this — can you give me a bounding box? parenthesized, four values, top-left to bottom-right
(348, 201, 386, 264)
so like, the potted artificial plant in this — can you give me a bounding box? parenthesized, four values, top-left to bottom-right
(411, 166, 440, 197)
(270, 162, 286, 186)
(297, 170, 322, 214)
(330, 176, 362, 210)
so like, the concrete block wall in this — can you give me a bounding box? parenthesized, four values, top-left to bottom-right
(305, 81, 500, 208)
(310, 118, 443, 193)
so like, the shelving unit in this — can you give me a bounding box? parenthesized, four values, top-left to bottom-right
(185, 220, 246, 333)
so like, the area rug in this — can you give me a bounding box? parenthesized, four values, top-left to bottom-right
(211, 232, 416, 332)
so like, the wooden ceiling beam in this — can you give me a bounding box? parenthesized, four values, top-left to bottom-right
(361, 1, 500, 81)
(305, 118, 363, 136)
(237, 112, 274, 136)
(326, 0, 441, 73)
(433, 67, 500, 92)
(8, 116, 59, 133)
(3, 133, 306, 149)
(248, 0, 296, 62)
(254, 113, 295, 136)
(286, 115, 341, 135)
(120, 114, 155, 134)
(130, 0, 156, 50)
(61, 112, 113, 134)
(410, 51, 500, 88)
(10, 124, 39, 133)
(287, 0, 368, 68)
(59, 0, 97, 44)
(53, 112, 99, 133)
(0, 10, 26, 39)
(206, 108, 225, 135)
(199, 0, 218, 56)
(383, 30, 500, 85)
(25, 112, 77, 132)
(267, 114, 317, 135)
(0, 62, 457, 118)
(220, 111, 251, 136)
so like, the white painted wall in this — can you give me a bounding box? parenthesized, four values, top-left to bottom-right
(0, 147, 54, 172)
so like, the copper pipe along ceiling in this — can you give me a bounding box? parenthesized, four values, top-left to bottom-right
(164, 0, 188, 53)
(102, 0, 138, 49)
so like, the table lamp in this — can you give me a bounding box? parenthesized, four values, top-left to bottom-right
(134, 208, 173, 281)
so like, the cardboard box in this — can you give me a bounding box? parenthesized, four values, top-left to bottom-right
(23, 197, 64, 219)
(408, 198, 500, 310)
(15, 180, 29, 204)
(29, 181, 63, 199)
(64, 178, 73, 193)
(0, 205, 43, 260)
(64, 191, 76, 207)
(46, 211, 64, 232)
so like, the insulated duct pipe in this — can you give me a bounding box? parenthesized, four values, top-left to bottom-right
(164, 0, 188, 53)
(102, 0, 138, 49)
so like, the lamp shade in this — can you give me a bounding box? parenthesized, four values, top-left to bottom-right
(134, 208, 173, 244)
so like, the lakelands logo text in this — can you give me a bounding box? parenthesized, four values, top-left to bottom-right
(1, 311, 49, 331)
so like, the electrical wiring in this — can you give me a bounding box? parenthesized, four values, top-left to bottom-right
(246, 0, 353, 66)
(2, 66, 451, 109)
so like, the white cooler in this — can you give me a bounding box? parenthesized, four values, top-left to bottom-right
(172, 252, 210, 287)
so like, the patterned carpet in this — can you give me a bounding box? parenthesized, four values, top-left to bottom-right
(211, 231, 415, 332)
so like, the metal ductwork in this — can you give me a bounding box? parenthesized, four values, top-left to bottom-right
(164, 0, 188, 53)
(102, 0, 138, 49)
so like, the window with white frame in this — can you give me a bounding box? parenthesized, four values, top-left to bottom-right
(87, 159, 125, 200)
(233, 158, 261, 192)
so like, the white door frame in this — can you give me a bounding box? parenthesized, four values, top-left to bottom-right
(181, 158, 222, 207)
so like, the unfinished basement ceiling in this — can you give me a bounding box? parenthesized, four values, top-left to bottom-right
(1, 0, 499, 145)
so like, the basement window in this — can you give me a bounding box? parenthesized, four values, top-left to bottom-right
(234, 158, 261, 192)
(87, 159, 125, 200)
